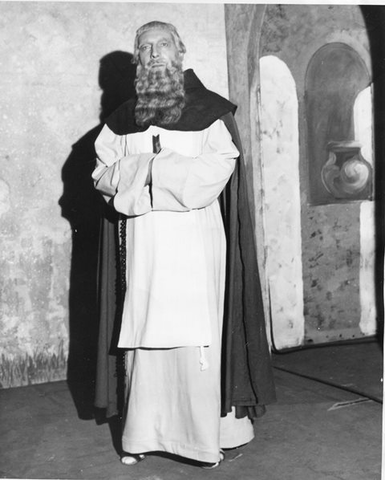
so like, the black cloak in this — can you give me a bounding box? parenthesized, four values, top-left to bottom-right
(94, 69, 276, 420)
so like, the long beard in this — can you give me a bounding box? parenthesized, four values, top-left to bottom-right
(134, 60, 185, 127)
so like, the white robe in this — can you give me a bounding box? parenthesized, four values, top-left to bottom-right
(93, 119, 254, 463)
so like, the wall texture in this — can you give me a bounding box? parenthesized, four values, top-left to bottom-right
(259, 55, 305, 348)
(225, 4, 377, 348)
(260, 4, 374, 344)
(0, 1, 228, 388)
(1, 1, 379, 388)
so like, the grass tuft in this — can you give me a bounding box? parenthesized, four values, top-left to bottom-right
(0, 341, 67, 388)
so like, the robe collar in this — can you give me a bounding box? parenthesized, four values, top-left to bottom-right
(106, 69, 237, 135)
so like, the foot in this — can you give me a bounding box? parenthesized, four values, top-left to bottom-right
(120, 453, 146, 465)
(201, 449, 225, 469)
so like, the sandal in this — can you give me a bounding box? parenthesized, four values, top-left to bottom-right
(201, 449, 225, 469)
(120, 453, 146, 465)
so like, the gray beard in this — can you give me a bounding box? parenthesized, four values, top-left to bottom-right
(134, 60, 185, 127)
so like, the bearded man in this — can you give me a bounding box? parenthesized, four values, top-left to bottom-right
(92, 21, 276, 468)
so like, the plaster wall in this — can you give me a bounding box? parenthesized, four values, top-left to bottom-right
(225, 4, 377, 348)
(224, 4, 272, 342)
(354, 88, 376, 336)
(261, 4, 374, 343)
(259, 56, 304, 349)
(0, 1, 228, 388)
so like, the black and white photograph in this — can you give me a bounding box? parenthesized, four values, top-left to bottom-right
(0, 2, 383, 479)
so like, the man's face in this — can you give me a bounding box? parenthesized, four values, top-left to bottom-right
(138, 28, 182, 70)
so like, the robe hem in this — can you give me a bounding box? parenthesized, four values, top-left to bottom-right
(122, 437, 221, 463)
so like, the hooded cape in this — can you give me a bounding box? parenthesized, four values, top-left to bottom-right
(95, 69, 276, 420)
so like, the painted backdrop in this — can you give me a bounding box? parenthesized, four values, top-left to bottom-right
(0, 1, 229, 388)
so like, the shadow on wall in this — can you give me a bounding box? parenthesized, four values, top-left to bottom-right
(59, 51, 137, 420)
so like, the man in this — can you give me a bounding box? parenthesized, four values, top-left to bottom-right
(93, 21, 276, 468)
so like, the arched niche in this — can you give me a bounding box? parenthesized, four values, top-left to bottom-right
(305, 42, 372, 205)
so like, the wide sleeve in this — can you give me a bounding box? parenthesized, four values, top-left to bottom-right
(92, 124, 154, 216)
(151, 119, 238, 211)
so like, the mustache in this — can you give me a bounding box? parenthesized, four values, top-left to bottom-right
(141, 58, 182, 73)
(148, 58, 166, 66)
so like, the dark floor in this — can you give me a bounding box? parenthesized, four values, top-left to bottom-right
(0, 340, 382, 480)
